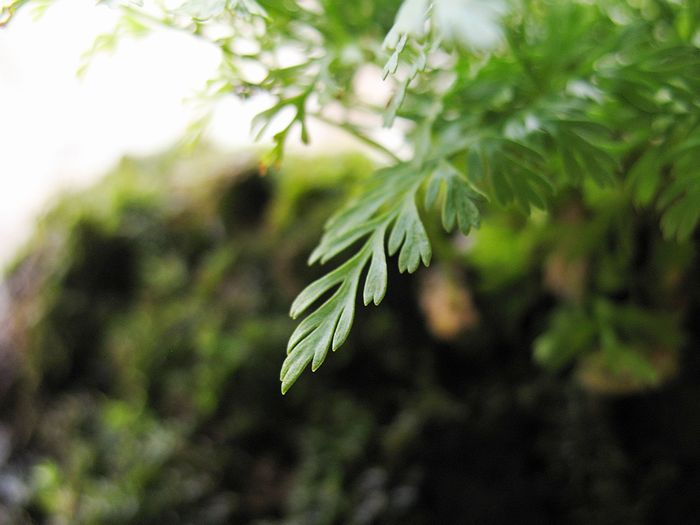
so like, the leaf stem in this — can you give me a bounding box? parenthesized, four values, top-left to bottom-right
(309, 113, 402, 164)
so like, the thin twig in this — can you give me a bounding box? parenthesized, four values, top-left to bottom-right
(309, 112, 401, 163)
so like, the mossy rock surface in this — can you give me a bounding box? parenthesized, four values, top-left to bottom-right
(1, 150, 700, 524)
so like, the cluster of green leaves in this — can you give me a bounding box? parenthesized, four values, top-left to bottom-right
(534, 300, 681, 383)
(9, 0, 700, 392)
(277, 0, 700, 392)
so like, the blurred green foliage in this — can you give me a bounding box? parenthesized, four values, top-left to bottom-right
(3, 0, 700, 520)
(1, 150, 375, 523)
(1, 149, 700, 523)
(9, 0, 700, 391)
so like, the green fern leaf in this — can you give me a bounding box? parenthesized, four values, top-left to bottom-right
(425, 161, 481, 235)
(657, 129, 700, 241)
(626, 147, 662, 206)
(658, 171, 700, 241)
(388, 196, 432, 273)
(363, 227, 388, 306)
(282, 247, 369, 394)
(282, 164, 431, 392)
(550, 120, 618, 187)
(486, 139, 553, 213)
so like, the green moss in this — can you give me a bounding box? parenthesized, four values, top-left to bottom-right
(2, 147, 700, 524)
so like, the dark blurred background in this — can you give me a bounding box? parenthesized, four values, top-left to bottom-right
(4, 0, 700, 522)
(1, 150, 700, 524)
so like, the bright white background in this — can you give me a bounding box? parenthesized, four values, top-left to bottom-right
(0, 1, 399, 269)
(0, 1, 250, 267)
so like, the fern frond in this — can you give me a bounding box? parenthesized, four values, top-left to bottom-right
(481, 139, 553, 213)
(657, 127, 700, 241)
(282, 245, 370, 394)
(658, 170, 700, 241)
(281, 157, 489, 392)
(281, 163, 441, 392)
(547, 119, 618, 187)
(425, 161, 481, 235)
(626, 146, 663, 206)
(388, 196, 432, 273)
